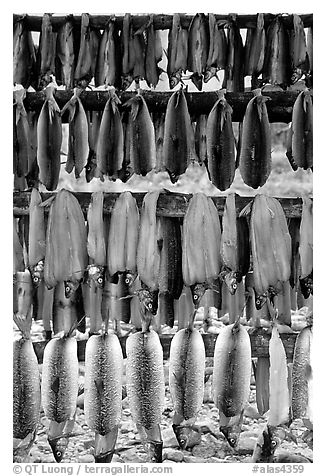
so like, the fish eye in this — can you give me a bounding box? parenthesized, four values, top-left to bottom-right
(56, 451, 62, 457)
(194, 294, 198, 300)
(97, 277, 103, 284)
(229, 438, 236, 446)
(232, 283, 237, 289)
(33, 276, 39, 283)
(271, 440, 278, 448)
(65, 286, 70, 293)
(148, 303, 152, 309)
(125, 278, 130, 284)
(256, 299, 260, 305)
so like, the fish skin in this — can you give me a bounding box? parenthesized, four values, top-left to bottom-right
(14, 269, 33, 319)
(126, 329, 165, 430)
(204, 13, 227, 82)
(299, 196, 313, 294)
(239, 89, 271, 189)
(13, 88, 31, 178)
(291, 326, 312, 421)
(107, 191, 139, 279)
(95, 93, 124, 181)
(167, 14, 188, 89)
(36, 85, 62, 191)
(55, 16, 76, 89)
(222, 18, 244, 92)
(38, 14, 57, 89)
(75, 13, 100, 86)
(28, 188, 46, 286)
(87, 191, 106, 267)
(162, 88, 197, 183)
(84, 333, 123, 435)
(187, 14, 209, 90)
(125, 95, 156, 177)
(290, 14, 308, 84)
(290, 90, 313, 170)
(262, 16, 291, 89)
(95, 19, 122, 89)
(13, 18, 36, 88)
(252, 424, 290, 463)
(254, 357, 270, 416)
(169, 327, 205, 421)
(206, 91, 236, 191)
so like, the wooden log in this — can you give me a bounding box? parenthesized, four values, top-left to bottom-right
(13, 191, 307, 218)
(32, 329, 298, 363)
(13, 13, 313, 32)
(22, 90, 301, 123)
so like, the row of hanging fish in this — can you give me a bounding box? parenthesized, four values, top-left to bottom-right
(13, 13, 312, 92)
(13, 83, 313, 192)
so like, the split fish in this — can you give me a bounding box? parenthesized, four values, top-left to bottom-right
(298, 196, 313, 298)
(95, 18, 121, 89)
(74, 13, 100, 87)
(13, 17, 36, 88)
(167, 14, 188, 89)
(38, 13, 57, 89)
(290, 14, 308, 84)
(291, 326, 312, 421)
(204, 13, 227, 83)
(28, 188, 46, 287)
(13, 88, 31, 179)
(221, 16, 244, 92)
(55, 15, 78, 89)
(244, 13, 266, 88)
(144, 15, 163, 88)
(187, 13, 209, 90)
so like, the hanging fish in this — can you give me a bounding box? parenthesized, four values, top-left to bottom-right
(124, 94, 156, 177)
(299, 196, 313, 298)
(251, 424, 304, 463)
(204, 13, 227, 83)
(95, 18, 121, 89)
(144, 15, 163, 88)
(262, 15, 291, 89)
(121, 14, 134, 90)
(41, 328, 79, 462)
(162, 88, 197, 183)
(290, 14, 308, 84)
(28, 188, 46, 287)
(286, 90, 313, 171)
(212, 318, 252, 448)
(44, 189, 88, 294)
(55, 15, 78, 89)
(85, 331, 123, 462)
(169, 319, 205, 449)
(13, 88, 31, 179)
(167, 14, 188, 89)
(95, 90, 123, 181)
(38, 13, 57, 89)
(107, 191, 139, 284)
(36, 83, 62, 191)
(306, 27, 313, 86)
(206, 90, 236, 191)
(85, 110, 102, 183)
(239, 89, 271, 189)
(25, 109, 39, 189)
(61, 87, 89, 178)
(221, 16, 244, 92)
(244, 13, 266, 88)
(187, 13, 209, 90)
(291, 325, 312, 421)
(75, 13, 100, 87)
(13, 16, 36, 88)
(13, 314, 41, 462)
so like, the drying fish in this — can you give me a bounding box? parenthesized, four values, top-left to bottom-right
(144, 15, 163, 88)
(187, 13, 209, 90)
(153, 112, 165, 171)
(262, 15, 291, 89)
(28, 188, 46, 287)
(55, 16, 77, 89)
(13, 269, 33, 320)
(121, 14, 134, 90)
(251, 424, 304, 463)
(41, 328, 79, 462)
(292, 326, 312, 421)
(220, 193, 250, 294)
(126, 325, 165, 462)
(194, 115, 207, 165)
(85, 331, 123, 462)
(244, 194, 292, 308)
(222, 16, 244, 92)
(169, 320, 205, 449)
(167, 14, 188, 89)
(13, 17, 36, 88)
(13, 219, 25, 274)
(239, 89, 271, 189)
(25, 110, 39, 188)
(162, 88, 197, 183)
(13, 88, 31, 179)
(299, 196, 313, 298)
(107, 191, 139, 282)
(206, 90, 236, 191)
(36, 83, 62, 191)
(85, 110, 102, 182)
(290, 14, 308, 84)
(13, 314, 41, 462)
(38, 13, 57, 89)
(124, 94, 156, 177)
(157, 217, 183, 327)
(95, 90, 123, 181)
(253, 357, 270, 416)
(204, 13, 227, 83)
(61, 87, 89, 178)
(244, 13, 266, 88)
(95, 18, 121, 89)
(182, 193, 221, 305)
(75, 13, 100, 87)
(212, 318, 251, 447)
(44, 189, 87, 294)
(306, 27, 313, 85)
(286, 90, 313, 171)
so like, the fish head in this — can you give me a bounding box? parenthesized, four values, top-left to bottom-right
(85, 265, 105, 289)
(147, 440, 163, 463)
(172, 424, 201, 450)
(252, 425, 283, 462)
(121, 74, 134, 91)
(94, 450, 114, 463)
(29, 260, 44, 288)
(224, 272, 239, 295)
(137, 288, 159, 315)
(169, 72, 181, 89)
(299, 273, 313, 299)
(124, 271, 138, 292)
(48, 436, 69, 462)
(64, 280, 80, 298)
(254, 291, 268, 310)
(190, 283, 209, 307)
(204, 67, 216, 83)
(220, 425, 240, 449)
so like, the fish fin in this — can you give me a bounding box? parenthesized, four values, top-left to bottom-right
(239, 200, 253, 217)
(51, 377, 60, 394)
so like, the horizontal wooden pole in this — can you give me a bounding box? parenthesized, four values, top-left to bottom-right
(13, 191, 306, 218)
(32, 329, 298, 363)
(13, 13, 313, 32)
(22, 90, 302, 123)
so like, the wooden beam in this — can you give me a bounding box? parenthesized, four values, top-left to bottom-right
(13, 191, 307, 218)
(32, 329, 298, 363)
(22, 90, 302, 123)
(13, 13, 313, 32)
